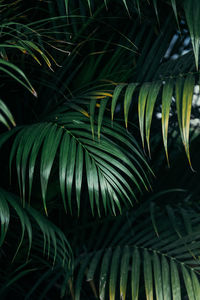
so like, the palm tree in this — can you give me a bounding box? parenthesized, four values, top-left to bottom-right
(1, 0, 200, 299)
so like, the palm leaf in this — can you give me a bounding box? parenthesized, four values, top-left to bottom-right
(0, 99, 15, 129)
(5, 110, 151, 215)
(0, 188, 72, 266)
(0, 59, 37, 97)
(70, 202, 200, 299)
(184, 0, 200, 70)
(161, 79, 174, 165)
(110, 71, 197, 164)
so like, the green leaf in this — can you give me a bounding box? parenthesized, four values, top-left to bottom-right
(111, 84, 127, 121)
(1, 190, 32, 260)
(191, 271, 200, 299)
(124, 83, 138, 128)
(175, 77, 184, 141)
(92, 158, 101, 216)
(120, 245, 130, 300)
(181, 74, 195, 167)
(90, 99, 96, 138)
(0, 193, 9, 246)
(181, 264, 195, 300)
(162, 256, 171, 300)
(59, 133, 70, 212)
(75, 143, 83, 214)
(170, 259, 181, 300)
(28, 123, 51, 200)
(87, 0, 92, 15)
(145, 80, 162, 155)
(131, 247, 140, 300)
(16, 126, 36, 203)
(138, 82, 150, 148)
(171, 0, 179, 28)
(99, 248, 112, 300)
(9, 128, 25, 183)
(66, 137, 76, 214)
(162, 79, 174, 165)
(20, 125, 42, 203)
(64, 0, 69, 15)
(0, 99, 15, 129)
(27, 205, 71, 265)
(85, 151, 94, 215)
(95, 156, 137, 201)
(152, 0, 159, 24)
(0, 59, 37, 96)
(20, 40, 52, 69)
(144, 249, 153, 300)
(122, 0, 130, 16)
(153, 252, 163, 300)
(109, 246, 121, 300)
(98, 98, 108, 139)
(98, 169, 108, 214)
(40, 125, 63, 214)
(184, 0, 200, 70)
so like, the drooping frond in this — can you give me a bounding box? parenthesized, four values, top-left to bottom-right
(0, 0, 72, 97)
(60, 14, 198, 166)
(110, 71, 197, 166)
(0, 59, 37, 97)
(0, 188, 72, 266)
(0, 99, 15, 129)
(5, 110, 152, 216)
(71, 201, 200, 300)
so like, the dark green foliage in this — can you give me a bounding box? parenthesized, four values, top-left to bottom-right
(1, 0, 200, 299)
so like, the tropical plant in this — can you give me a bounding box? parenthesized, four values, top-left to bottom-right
(1, 0, 200, 299)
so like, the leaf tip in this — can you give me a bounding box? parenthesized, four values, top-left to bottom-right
(32, 89, 38, 98)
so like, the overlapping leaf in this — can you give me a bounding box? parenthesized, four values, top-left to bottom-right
(59, 0, 200, 72)
(0, 59, 37, 97)
(0, 99, 15, 129)
(184, 0, 200, 70)
(110, 73, 197, 165)
(0, 189, 72, 266)
(71, 202, 200, 299)
(7, 111, 151, 216)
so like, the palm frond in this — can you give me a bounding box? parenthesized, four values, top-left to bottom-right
(0, 188, 72, 266)
(0, 59, 37, 97)
(108, 49, 198, 165)
(71, 202, 200, 299)
(0, 1, 73, 97)
(0, 99, 15, 129)
(6, 110, 151, 216)
(60, 15, 196, 165)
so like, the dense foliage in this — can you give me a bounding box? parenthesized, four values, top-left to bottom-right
(1, 0, 200, 299)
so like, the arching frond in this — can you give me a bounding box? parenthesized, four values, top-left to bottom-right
(0, 59, 37, 97)
(71, 202, 200, 300)
(6, 110, 151, 216)
(0, 188, 72, 266)
(62, 15, 197, 166)
(111, 72, 197, 165)
(0, 0, 72, 97)
(0, 99, 15, 129)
